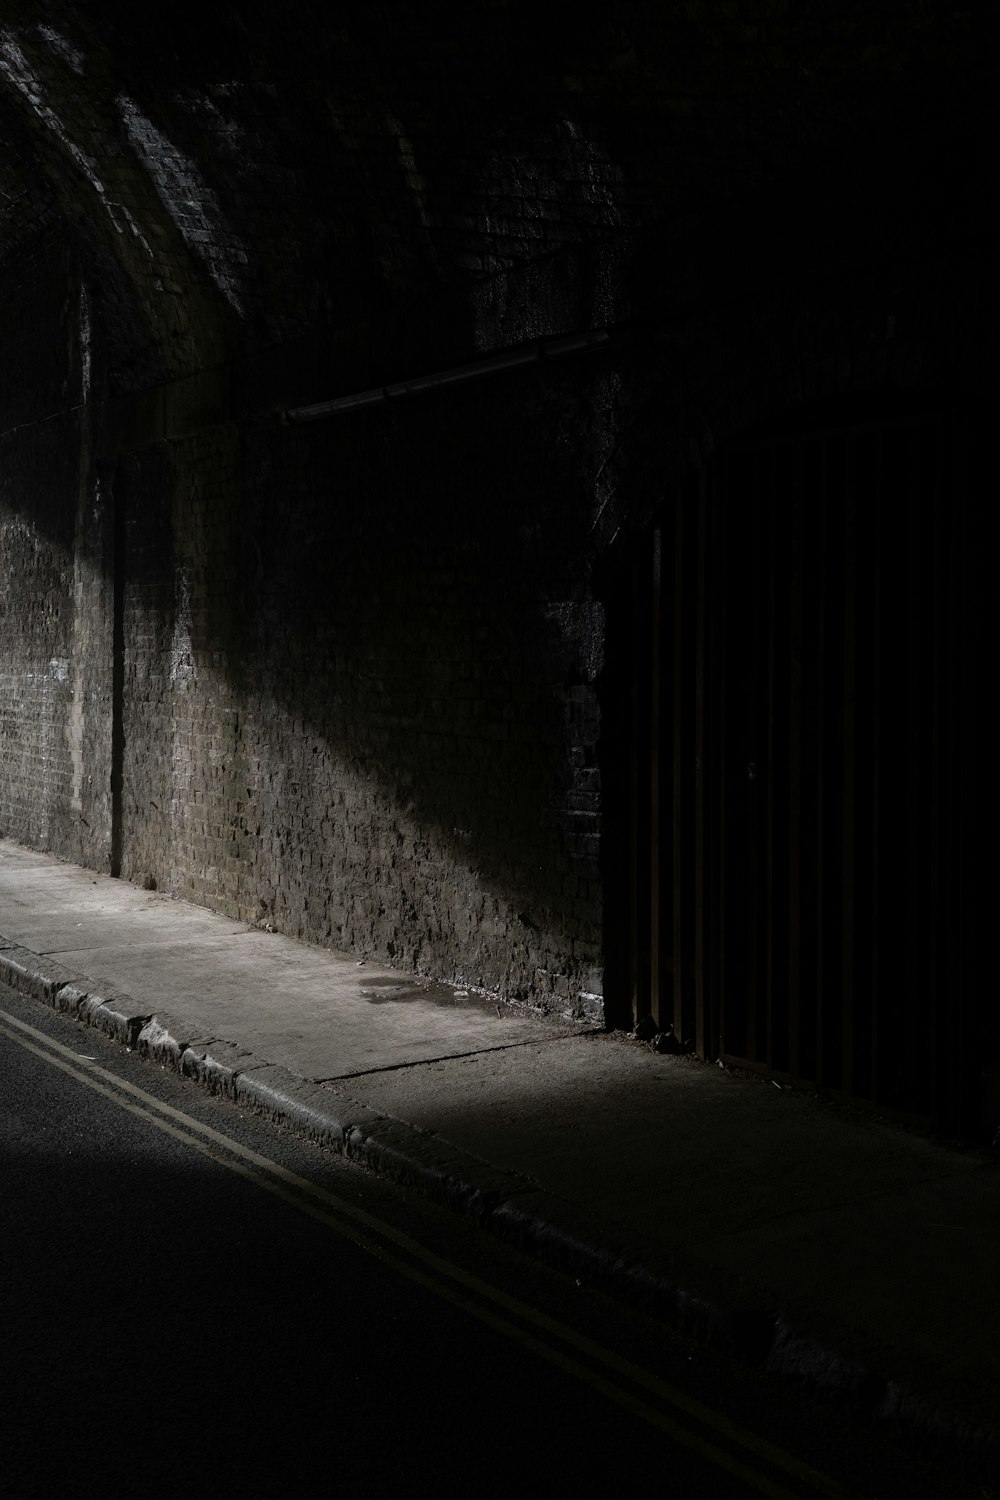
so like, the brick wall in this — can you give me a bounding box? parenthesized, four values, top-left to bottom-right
(0, 233, 113, 862)
(2, 1, 995, 1019)
(103, 365, 609, 1007)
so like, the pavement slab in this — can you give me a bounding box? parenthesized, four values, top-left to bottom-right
(346, 1037, 989, 1241)
(1, 835, 998, 1484)
(0, 841, 586, 1077)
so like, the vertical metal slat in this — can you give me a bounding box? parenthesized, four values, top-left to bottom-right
(903, 440, 922, 1106)
(708, 458, 725, 1062)
(649, 526, 663, 1030)
(672, 497, 686, 1045)
(927, 416, 945, 1121)
(694, 469, 708, 1058)
(814, 439, 828, 1086)
(787, 458, 803, 1080)
(744, 457, 761, 1063)
(627, 546, 647, 1027)
(764, 457, 778, 1069)
(869, 430, 883, 1102)
(841, 435, 858, 1099)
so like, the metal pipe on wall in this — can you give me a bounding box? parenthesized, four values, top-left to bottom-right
(284, 327, 614, 423)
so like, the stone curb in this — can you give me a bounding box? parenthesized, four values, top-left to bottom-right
(1, 933, 996, 1487)
(180, 1036, 263, 1098)
(0, 943, 86, 1005)
(0, 944, 151, 1046)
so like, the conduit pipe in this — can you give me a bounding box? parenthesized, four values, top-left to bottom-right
(285, 326, 613, 423)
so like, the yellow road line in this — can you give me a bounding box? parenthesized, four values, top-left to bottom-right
(0, 1005, 859, 1499)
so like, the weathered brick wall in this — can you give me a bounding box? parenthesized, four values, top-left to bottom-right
(236, 370, 606, 1004)
(0, 232, 113, 862)
(2, 1, 995, 1020)
(115, 443, 174, 883)
(105, 366, 608, 1007)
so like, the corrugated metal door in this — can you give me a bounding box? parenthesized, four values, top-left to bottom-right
(622, 402, 982, 1127)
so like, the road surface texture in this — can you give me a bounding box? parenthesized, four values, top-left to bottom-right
(0, 982, 985, 1499)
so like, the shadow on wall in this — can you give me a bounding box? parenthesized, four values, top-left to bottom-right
(6, 85, 992, 1005)
(110, 360, 610, 1003)
(245, 376, 602, 994)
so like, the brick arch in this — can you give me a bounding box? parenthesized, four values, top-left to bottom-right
(0, 26, 245, 386)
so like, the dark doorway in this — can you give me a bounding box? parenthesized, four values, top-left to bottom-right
(611, 397, 985, 1131)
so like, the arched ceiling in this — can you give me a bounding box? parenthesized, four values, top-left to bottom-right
(1, 1, 992, 398)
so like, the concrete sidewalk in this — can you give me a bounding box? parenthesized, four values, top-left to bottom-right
(1, 837, 997, 1481)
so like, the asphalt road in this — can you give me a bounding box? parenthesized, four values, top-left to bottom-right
(0, 983, 985, 1499)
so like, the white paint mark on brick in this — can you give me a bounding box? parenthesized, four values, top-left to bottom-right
(67, 651, 85, 812)
(558, 117, 623, 225)
(169, 561, 202, 870)
(49, 657, 70, 683)
(0, 34, 102, 194)
(36, 24, 85, 74)
(544, 602, 605, 682)
(79, 284, 91, 402)
(169, 567, 198, 864)
(117, 203, 154, 255)
(178, 91, 245, 154)
(68, 513, 97, 818)
(385, 112, 441, 271)
(117, 93, 245, 316)
(39, 673, 54, 845)
(67, 313, 101, 826)
(170, 567, 195, 685)
(587, 369, 625, 537)
(0, 32, 152, 255)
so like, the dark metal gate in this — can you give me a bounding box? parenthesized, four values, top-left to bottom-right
(620, 400, 983, 1128)
(624, 466, 719, 1062)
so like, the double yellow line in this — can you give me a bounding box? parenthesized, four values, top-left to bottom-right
(0, 1004, 858, 1499)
